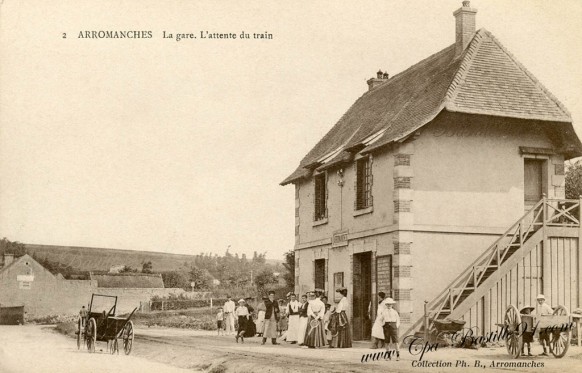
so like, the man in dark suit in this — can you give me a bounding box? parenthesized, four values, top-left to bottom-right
(261, 291, 281, 345)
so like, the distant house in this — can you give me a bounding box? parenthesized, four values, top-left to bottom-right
(0, 253, 181, 318)
(281, 2, 582, 340)
(89, 272, 165, 288)
(0, 253, 95, 317)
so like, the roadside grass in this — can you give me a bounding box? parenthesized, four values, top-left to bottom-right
(126, 307, 217, 330)
(53, 307, 218, 339)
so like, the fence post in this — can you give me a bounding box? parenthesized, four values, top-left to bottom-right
(423, 301, 429, 343)
(162, 301, 164, 311)
(210, 298, 213, 310)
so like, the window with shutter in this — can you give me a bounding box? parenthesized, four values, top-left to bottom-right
(355, 157, 373, 210)
(313, 173, 327, 221)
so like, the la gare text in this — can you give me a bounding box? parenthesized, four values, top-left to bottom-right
(72, 30, 273, 41)
(164, 31, 273, 41)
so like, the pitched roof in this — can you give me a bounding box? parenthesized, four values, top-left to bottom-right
(281, 29, 581, 185)
(89, 272, 165, 288)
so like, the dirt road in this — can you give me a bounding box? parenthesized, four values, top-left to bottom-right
(1, 325, 581, 372)
(0, 325, 194, 373)
(134, 328, 582, 373)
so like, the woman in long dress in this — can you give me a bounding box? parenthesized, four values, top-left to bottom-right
(371, 292, 386, 348)
(297, 294, 309, 346)
(304, 292, 326, 348)
(235, 299, 249, 343)
(286, 293, 300, 344)
(329, 287, 352, 348)
(255, 296, 267, 336)
(244, 297, 257, 337)
(277, 299, 288, 336)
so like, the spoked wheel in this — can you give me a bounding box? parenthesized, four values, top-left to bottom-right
(549, 305, 570, 358)
(123, 321, 134, 355)
(109, 338, 119, 355)
(504, 305, 523, 359)
(86, 318, 97, 353)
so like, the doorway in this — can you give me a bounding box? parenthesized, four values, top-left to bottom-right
(524, 159, 546, 211)
(352, 252, 372, 340)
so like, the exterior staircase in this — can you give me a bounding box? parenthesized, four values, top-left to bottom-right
(404, 198, 581, 339)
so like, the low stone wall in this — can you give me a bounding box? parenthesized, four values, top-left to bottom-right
(91, 288, 185, 314)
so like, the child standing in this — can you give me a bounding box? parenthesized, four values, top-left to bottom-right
(323, 303, 333, 347)
(216, 307, 224, 336)
(520, 306, 535, 356)
(380, 298, 400, 361)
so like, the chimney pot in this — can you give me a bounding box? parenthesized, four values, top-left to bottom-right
(376, 70, 383, 79)
(383, 72, 389, 79)
(453, 1, 477, 57)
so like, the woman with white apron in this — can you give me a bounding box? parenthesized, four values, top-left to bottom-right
(371, 292, 387, 348)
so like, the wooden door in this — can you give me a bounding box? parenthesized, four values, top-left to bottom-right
(524, 159, 544, 210)
(352, 252, 372, 340)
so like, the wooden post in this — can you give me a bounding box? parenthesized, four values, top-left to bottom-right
(161, 301, 164, 311)
(542, 196, 551, 298)
(578, 196, 582, 308)
(423, 301, 429, 342)
(210, 298, 213, 311)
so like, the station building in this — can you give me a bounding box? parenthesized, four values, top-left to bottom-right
(281, 1, 582, 339)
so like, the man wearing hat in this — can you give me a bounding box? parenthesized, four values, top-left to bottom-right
(261, 291, 281, 345)
(223, 295, 236, 336)
(520, 306, 535, 356)
(535, 294, 553, 356)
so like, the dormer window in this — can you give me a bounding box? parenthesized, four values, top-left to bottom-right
(314, 173, 327, 221)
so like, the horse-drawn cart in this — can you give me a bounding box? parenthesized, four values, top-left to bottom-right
(503, 304, 572, 359)
(77, 294, 137, 355)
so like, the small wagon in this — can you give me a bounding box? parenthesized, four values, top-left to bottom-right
(503, 304, 572, 359)
(77, 294, 137, 354)
(431, 318, 467, 346)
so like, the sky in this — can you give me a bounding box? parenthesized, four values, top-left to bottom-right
(1, 0, 581, 260)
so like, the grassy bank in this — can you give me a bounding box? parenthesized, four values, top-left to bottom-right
(53, 307, 217, 339)
(128, 307, 216, 330)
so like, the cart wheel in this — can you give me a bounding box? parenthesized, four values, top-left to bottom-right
(504, 305, 523, 359)
(123, 321, 134, 355)
(109, 338, 119, 355)
(86, 318, 96, 353)
(549, 305, 570, 359)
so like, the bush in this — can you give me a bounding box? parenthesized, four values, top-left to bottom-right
(150, 299, 227, 311)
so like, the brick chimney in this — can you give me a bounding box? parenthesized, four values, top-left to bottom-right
(453, 1, 477, 57)
(367, 69, 389, 91)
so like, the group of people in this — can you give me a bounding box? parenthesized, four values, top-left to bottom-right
(520, 294, 555, 357)
(216, 287, 354, 349)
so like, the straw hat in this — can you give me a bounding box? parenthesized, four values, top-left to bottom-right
(238, 299, 245, 303)
(520, 305, 535, 313)
(536, 294, 545, 300)
(384, 298, 396, 305)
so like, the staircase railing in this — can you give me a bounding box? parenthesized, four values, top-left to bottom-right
(424, 197, 580, 328)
